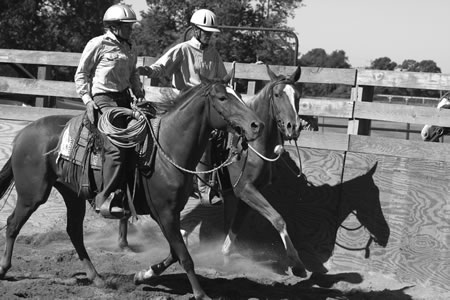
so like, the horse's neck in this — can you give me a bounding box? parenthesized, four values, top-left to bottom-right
(158, 96, 210, 168)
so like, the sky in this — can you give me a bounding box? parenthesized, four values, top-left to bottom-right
(123, 0, 450, 73)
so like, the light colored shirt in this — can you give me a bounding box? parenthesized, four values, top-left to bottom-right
(75, 30, 144, 104)
(149, 37, 227, 91)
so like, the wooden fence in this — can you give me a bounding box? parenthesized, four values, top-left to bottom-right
(0, 49, 449, 292)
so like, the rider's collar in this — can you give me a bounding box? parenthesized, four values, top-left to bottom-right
(189, 37, 208, 50)
(106, 30, 132, 48)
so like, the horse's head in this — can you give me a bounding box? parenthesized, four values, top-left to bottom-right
(266, 64, 303, 141)
(421, 124, 446, 142)
(421, 93, 450, 142)
(343, 163, 390, 248)
(205, 74, 264, 142)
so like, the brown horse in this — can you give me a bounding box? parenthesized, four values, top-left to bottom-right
(117, 65, 315, 277)
(220, 64, 317, 275)
(0, 76, 264, 300)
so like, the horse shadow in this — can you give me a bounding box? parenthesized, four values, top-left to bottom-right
(180, 150, 390, 274)
(103, 271, 412, 300)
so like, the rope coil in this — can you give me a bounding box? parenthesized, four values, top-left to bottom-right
(97, 108, 147, 148)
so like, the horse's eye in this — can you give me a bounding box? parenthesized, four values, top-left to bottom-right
(274, 93, 280, 97)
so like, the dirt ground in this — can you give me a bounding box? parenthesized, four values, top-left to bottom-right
(0, 207, 448, 300)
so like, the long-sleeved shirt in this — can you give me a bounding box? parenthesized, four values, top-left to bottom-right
(148, 37, 227, 91)
(75, 30, 144, 104)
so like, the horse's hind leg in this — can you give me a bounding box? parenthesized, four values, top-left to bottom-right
(0, 182, 53, 278)
(56, 184, 104, 287)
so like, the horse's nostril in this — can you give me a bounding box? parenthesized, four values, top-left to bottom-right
(251, 121, 263, 133)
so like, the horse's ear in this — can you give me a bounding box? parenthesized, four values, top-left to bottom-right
(289, 64, 302, 82)
(368, 162, 378, 176)
(266, 64, 278, 81)
(223, 73, 231, 84)
(223, 61, 236, 85)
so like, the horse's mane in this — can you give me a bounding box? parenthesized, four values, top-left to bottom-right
(147, 83, 212, 116)
(246, 80, 273, 107)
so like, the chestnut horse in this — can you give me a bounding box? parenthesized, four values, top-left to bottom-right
(0, 76, 265, 300)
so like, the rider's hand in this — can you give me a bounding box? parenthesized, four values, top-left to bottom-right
(86, 100, 98, 124)
(137, 66, 153, 77)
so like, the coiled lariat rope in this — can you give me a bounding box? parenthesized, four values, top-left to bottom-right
(98, 108, 147, 148)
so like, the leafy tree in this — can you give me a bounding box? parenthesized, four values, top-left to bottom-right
(400, 59, 441, 73)
(0, 0, 116, 80)
(133, 0, 303, 66)
(0, 0, 116, 52)
(370, 57, 397, 70)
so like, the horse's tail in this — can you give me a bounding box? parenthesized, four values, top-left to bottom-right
(0, 158, 14, 199)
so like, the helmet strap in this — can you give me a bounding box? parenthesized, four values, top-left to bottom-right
(108, 23, 132, 45)
(193, 26, 209, 49)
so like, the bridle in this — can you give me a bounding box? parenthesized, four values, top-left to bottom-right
(246, 78, 304, 177)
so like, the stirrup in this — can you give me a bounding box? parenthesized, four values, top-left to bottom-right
(99, 193, 129, 219)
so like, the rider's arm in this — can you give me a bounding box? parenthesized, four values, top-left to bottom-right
(75, 38, 101, 105)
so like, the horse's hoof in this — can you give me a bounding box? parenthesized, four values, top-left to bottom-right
(291, 266, 307, 278)
(93, 276, 106, 288)
(118, 244, 133, 253)
(134, 269, 155, 285)
(0, 266, 9, 279)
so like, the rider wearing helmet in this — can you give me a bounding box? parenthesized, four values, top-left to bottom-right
(138, 8, 226, 90)
(138, 8, 227, 205)
(75, 4, 145, 218)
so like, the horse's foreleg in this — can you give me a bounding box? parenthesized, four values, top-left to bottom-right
(59, 187, 104, 287)
(234, 182, 308, 277)
(136, 210, 209, 300)
(134, 249, 177, 284)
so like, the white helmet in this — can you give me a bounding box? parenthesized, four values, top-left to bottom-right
(190, 9, 220, 32)
(103, 4, 137, 23)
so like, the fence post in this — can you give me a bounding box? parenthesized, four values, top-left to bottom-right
(348, 85, 373, 135)
(35, 66, 53, 107)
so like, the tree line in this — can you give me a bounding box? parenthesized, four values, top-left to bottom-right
(0, 0, 442, 98)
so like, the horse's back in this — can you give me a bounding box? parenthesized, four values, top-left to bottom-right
(11, 114, 76, 170)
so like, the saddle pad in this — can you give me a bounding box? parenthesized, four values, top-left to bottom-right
(57, 114, 102, 170)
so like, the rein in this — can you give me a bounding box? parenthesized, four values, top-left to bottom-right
(335, 213, 375, 259)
